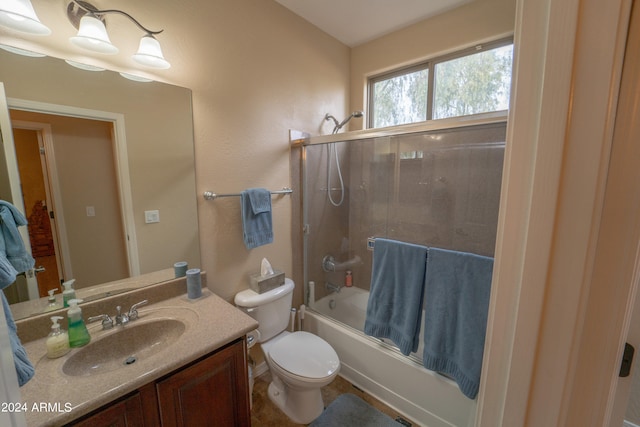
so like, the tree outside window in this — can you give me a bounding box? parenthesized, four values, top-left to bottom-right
(368, 40, 513, 128)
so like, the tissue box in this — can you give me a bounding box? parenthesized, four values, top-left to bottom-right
(249, 270, 285, 294)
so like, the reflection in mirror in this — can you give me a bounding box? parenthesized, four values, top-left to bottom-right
(0, 49, 200, 319)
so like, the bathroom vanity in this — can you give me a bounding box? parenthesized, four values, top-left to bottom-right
(14, 273, 258, 426)
(71, 340, 247, 426)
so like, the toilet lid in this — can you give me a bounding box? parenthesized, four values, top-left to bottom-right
(269, 332, 340, 379)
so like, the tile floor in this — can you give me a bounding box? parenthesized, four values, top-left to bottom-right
(250, 371, 415, 426)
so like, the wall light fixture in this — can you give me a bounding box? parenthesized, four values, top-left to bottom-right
(0, 0, 170, 70)
(0, 0, 51, 35)
(67, 1, 170, 69)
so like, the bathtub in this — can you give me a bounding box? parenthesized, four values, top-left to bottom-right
(304, 286, 477, 427)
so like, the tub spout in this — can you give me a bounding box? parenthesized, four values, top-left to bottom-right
(325, 282, 343, 294)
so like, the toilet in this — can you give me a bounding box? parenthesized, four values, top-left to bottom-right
(235, 278, 340, 424)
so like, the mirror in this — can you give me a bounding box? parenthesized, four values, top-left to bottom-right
(0, 49, 200, 319)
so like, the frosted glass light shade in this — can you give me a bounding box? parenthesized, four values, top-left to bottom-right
(119, 72, 153, 82)
(70, 15, 118, 55)
(0, 0, 51, 35)
(0, 44, 45, 57)
(132, 35, 170, 69)
(64, 59, 105, 72)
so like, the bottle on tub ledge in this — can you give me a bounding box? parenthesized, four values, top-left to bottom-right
(345, 270, 353, 287)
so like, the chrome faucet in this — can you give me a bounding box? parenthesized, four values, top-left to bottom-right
(90, 300, 149, 329)
(115, 306, 129, 326)
(128, 300, 148, 320)
(88, 314, 114, 330)
(115, 300, 148, 326)
(325, 282, 342, 293)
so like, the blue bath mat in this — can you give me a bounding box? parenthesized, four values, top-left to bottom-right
(310, 393, 399, 426)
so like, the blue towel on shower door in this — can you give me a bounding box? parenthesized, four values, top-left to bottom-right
(422, 248, 494, 399)
(240, 188, 273, 249)
(364, 238, 428, 356)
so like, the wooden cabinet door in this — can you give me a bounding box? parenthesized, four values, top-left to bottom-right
(70, 392, 144, 427)
(156, 339, 250, 427)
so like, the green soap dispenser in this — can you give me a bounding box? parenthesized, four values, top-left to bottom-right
(67, 299, 91, 348)
(62, 279, 77, 308)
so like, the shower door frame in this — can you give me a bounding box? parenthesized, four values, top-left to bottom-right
(299, 110, 508, 305)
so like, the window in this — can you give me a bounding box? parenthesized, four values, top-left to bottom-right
(368, 38, 513, 128)
(371, 67, 428, 128)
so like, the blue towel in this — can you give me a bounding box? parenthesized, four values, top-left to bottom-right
(422, 248, 494, 399)
(364, 239, 427, 356)
(0, 252, 17, 288)
(0, 200, 35, 273)
(248, 189, 271, 214)
(0, 254, 34, 387)
(240, 188, 273, 249)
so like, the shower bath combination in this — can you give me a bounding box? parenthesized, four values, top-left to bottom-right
(323, 111, 363, 206)
(303, 121, 507, 425)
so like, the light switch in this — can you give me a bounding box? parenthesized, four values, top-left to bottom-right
(86, 206, 95, 217)
(145, 210, 160, 224)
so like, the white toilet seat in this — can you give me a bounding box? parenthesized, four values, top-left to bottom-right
(269, 331, 340, 380)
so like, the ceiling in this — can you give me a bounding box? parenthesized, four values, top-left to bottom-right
(275, 0, 473, 47)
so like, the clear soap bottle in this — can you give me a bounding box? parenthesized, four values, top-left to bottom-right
(67, 299, 90, 348)
(44, 289, 62, 312)
(46, 316, 70, 358)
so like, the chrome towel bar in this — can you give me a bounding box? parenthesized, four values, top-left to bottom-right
(203, 187, 292, 201)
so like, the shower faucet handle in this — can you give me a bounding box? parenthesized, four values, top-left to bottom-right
(322, 255, 337, 272)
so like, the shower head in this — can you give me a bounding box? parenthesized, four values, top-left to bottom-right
(325, 111, 364, 134)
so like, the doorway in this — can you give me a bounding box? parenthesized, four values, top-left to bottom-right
(7, 110, 130, 297)
(12, 125, 61, 298)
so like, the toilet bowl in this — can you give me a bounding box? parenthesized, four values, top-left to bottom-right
(235, 279, 340, 423)
(263, 330, 339, 423)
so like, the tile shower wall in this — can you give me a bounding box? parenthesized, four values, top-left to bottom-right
(304, 122, 506, 301)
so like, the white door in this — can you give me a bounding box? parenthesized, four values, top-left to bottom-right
(601, 1, 640, 424)
(0, 83, 39, 300)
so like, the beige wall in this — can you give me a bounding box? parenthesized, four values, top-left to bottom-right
(179, 1, 351, 301)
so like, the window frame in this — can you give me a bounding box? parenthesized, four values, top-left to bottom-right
(367, 36, 514, 129)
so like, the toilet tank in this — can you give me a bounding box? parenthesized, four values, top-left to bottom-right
(234, 278, 294, 342)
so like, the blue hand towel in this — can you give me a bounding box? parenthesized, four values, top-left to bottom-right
(248, 189, 271, 214)
(240, 188, 273, 249)
(0, 200, 35, 274)
(0, 254, 34, 387)
(422, 248, 494, 399)
(364, 238, 427, 356)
